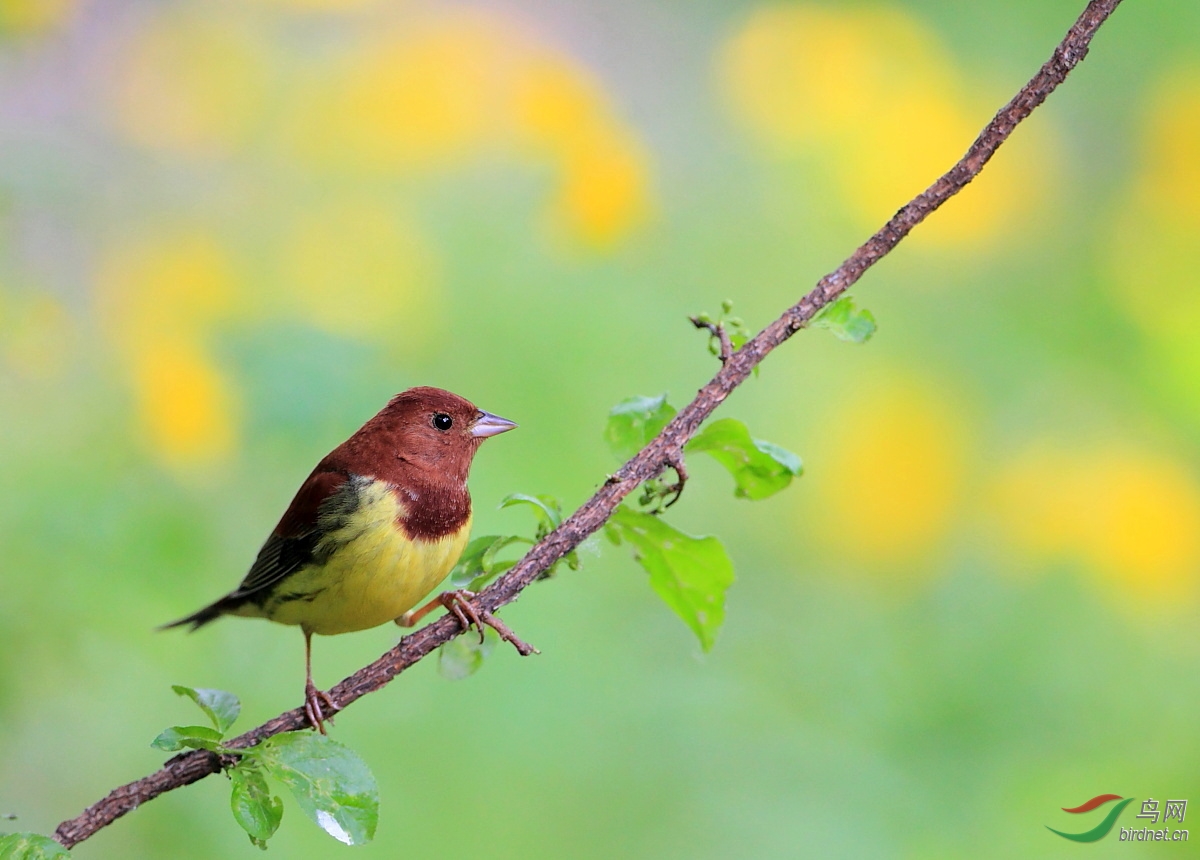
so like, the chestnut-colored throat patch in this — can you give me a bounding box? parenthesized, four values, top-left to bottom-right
(390, 474, 472, 542)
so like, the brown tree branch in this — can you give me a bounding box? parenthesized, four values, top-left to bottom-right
(52, 0, 1124, 848)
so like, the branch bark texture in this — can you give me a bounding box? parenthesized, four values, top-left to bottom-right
(53, 0, 1124, 848)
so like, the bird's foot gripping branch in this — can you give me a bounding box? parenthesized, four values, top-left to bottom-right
(411, 589, 539, 655)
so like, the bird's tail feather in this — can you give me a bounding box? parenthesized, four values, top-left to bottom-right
(158, 595, 242, 632)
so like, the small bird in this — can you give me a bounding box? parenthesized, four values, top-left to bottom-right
(163, 386, 516, 731)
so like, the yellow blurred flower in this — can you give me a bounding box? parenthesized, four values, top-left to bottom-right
(1136, 69, 1200, 229)
(810, 376, 969, 574)
(1104, 66, 1200, 420)
(719, 4, 1046, 248)
(545, 128, 652, 250)
(993, 444, 1200, 601)
(109, 12, 266, 157)
(129, 337, 239, 470)
(96, 232, 236, 346)
(512, 54, 653, 249)
(96, 231, 240, 470)
(1106, 68, 1200, 333)
(280, 13, 651, 249)
(279, 200, 438, 341)
(287, 19, 500, 169)
(1084, 452, 1200, 595)
(721, 6, 945, 149)
(512, 56, 610, 153)
(0, 0, 75, 34)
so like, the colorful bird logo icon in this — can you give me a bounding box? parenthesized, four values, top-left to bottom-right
(1047, 794, 1134, 842)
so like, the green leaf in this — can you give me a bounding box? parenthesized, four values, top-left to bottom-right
(151, 725, 225, 752)
(605, 394, 676, 461)
(447, 535, 528, 590)
(480, 536, 521, 572)
(437, 627, 500, 680)
(501, 493, 579, 577)
(607, 506, 735, 651)
(447, 534, 503, 588)
(685, 418, 802, 500)
(171, 685, 240, 733)
(257, 732, 378, 846)
(229, 764, 284, 850)
(500, 493, 563, 533)
(813, 296, 876, 343)
(0, 833, 71, 859)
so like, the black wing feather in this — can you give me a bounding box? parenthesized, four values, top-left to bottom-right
(232, 531, 322, 599)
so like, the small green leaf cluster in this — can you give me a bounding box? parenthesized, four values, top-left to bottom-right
(0, 833, 71, 859)
(605, 393, 676, 461)
(448, 494, 579, 594)
(604, 394, 683, 511)
(446, 533, 528, 593)
(813, 295, 876, 343)
(603, 393, 802, 651)
(150, 685, 240, 753)
(153, 686, 378, 849)
(686, 418, 802, 500)
(694, 299, 751, 355)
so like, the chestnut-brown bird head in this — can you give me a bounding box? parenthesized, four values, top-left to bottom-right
(343, 386, 516, 484)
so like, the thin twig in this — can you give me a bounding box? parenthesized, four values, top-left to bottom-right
(661, 453, 689, 509)
(689, 316, 734, 363)
(52, 0, 1124, 848)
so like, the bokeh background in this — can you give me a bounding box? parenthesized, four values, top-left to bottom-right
(2, 0, 1199, 856)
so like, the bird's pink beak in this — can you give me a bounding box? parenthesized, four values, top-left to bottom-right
(470, 410, 517, 438)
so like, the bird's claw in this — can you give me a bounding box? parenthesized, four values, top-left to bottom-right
(400, 589, 539, 656)
(304, 682, 339, 734)
(440, 590, 486, 644)
(446, 591, 540, 656)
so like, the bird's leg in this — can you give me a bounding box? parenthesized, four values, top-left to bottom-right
(397, 590, 485, 643)
(396, 591, 458, 630)
(302, 629, 338, 734)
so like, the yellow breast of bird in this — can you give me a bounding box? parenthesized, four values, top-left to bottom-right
(268, 480, 472, 636)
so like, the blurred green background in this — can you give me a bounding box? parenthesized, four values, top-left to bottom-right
(3, 0, 1199, 856)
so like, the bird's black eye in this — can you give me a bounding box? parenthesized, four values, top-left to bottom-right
(432, 413, 453, 432)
